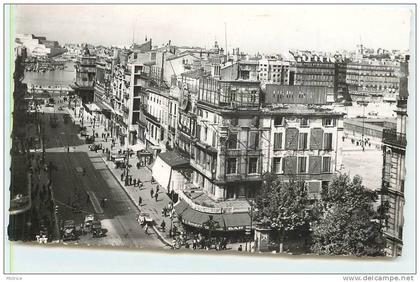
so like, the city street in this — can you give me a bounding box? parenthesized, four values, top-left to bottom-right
(40, 101, 164, 249)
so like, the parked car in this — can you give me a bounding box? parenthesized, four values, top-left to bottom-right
(88, 143, 103, 151)
(45, 103, 54, 108)
(137, 212, 154, 226)
(83, 214, 95, 234)
(92, 220, 105, 238)
(62, 220, 78, 241)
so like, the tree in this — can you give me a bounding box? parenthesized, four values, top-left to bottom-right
(254, 173, 316, 253)
(311, 173, 387, 257)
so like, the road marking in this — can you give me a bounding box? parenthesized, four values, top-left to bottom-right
(87, 191, 104, 214)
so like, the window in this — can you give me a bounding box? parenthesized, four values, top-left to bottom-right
(273, 132, 283, 150)
(298, 156, 307, 173)
(300, 117, 309, 127)
(204, 127, 208, 141)
(324, 133, 333, 150)
(212, 131, 216, 147)
(273, 157, 282, 174)
(274, 116, 284, 126)
(196, 148, 201, 164)
(298, 133, 308, 150)
(322, 156, 331, 173)
(227, 158, 237, 174)
(228, 133, 238, 149)
(323, 118, 333, 126)
(249, 131, 259, 150)
(248, 157, 258, 174)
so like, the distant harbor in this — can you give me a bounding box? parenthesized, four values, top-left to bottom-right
(24, 61, 75, 87)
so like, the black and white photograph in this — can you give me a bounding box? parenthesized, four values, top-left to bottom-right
(3, 2, 417, 277)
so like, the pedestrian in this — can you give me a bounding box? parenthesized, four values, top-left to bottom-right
(121, 173, 124, 181)
(67, 146, 70, 154)
(144, 224, 149, 234)
(133, 178, 137, 187)
(138, 196, 142, 206)
(238, 245, 243, 252)
(150, 188, 154, 198)
(136, 162, 140, 169)
(161, 220, 166, 232)
(138, 179, 142, 188)
(155, 192, 158, 202)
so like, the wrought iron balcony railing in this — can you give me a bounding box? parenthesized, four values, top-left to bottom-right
(383, 128, 407, 148)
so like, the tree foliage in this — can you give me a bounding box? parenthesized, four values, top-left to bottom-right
(254, 173, 316, 234)
(311, 174, 387, 257)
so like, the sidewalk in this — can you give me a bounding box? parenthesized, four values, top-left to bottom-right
(67, 106, 176, 247)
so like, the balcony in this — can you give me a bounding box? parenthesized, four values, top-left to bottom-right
(383, 129, 407, 148)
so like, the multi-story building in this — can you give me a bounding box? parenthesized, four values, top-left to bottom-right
(73, 45, 96, 104)
(220, 60, 259, 81)
(380, 58, 409, 257)
(110, 63, 131, 145)
(258, 58, 291, 85)
(93, 56, 114, 132)
(345, 60, 402, 102)
(15, 34, 66, 58)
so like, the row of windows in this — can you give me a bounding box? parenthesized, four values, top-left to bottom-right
(274, 116, 335, 127)
(226, 157, 259, 175)
(272, 156, 331, 174)
(273, 132, 333, 150)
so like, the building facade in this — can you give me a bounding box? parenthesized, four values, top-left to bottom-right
(380, 58, 409, 257)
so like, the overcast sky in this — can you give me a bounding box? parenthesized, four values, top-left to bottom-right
(14, 4, 413, 54)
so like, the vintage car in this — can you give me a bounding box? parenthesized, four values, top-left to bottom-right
(91, 220, 105, 238)
(83, 214, 95, 234)
(137, 212, 154, 226)
(88, 143, 102, 151)
(62, 220, 78, 241)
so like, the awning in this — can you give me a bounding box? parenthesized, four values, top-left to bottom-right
(129, 143, 145, 152)
(158, 151, 190, 169)
(174, 199, 189, 215)
(179, 206, 225, 230)
(174, 199, 251, 232)
(151, 156, 172, 189)
(223, 213, 251, 231)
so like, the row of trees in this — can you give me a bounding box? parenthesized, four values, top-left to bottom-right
(254, 173, 388, 256)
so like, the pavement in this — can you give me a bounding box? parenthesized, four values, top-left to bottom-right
(341, 136, 383, 192)
(38, 101, 165, 249)
(66, 106, 177, 247)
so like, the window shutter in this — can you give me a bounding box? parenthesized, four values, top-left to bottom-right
(285, 128, 299, 150)
(273, 133, 282, 150)
(308, 156, 322, 174)
(284, 156, 297, 175)
(310, 128, 323, 150)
